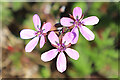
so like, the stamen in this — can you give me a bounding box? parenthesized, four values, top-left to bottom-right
(35, 29, 44, 37)
(76, 16, 78, 19)
(42, 29, 45, 31)
(57, 43, 66, 52)
(69, 14, 76, 21)
(79, 14, 84, 21)
(64, 41, 66, 44)
(37, 25, 39, 29)
(70, 22, 74, 24)
(55, 41, 59, 46)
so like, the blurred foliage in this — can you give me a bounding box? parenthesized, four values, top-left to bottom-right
(23, 14, 35, 30)
(2, 2, 119, 79)
(11, 2, 23, 11)
(39, 66, 51, 78)
(1, 2, 13, 26)
(9, 52, 22, 69)
(72, 2, 87, 13)
(88, 2, 103, 18)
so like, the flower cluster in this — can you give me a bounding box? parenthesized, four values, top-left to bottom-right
(20, 7, 99, 73)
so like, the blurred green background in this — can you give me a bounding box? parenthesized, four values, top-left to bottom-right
(1, 2, 119, 79)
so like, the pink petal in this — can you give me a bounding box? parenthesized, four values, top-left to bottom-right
(42, 22, 51, 33)
(73, 7, 82, 20)
(40, 35, 45, 48)
(20, 29, 36, 39)
(57, 52, 66, 73)
(41, 49, 58, 62)
(62, 32, 74, 45)
(48, 31, 59, 46)
(25, 36, 39, 52)
(80, 26, 95, 41)
(71, 27, 79, 44)
(60, 17, 74, 27)
(33, 14, 41, 31)
(65, 48, 79, 60)
(81, 16, 99, 25)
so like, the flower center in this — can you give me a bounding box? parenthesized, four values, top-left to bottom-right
(35, 30, 43, 37)
(57, 43, 66, 52)
(75, 19, 81, 26)
(73, 14, 84, 27)
(74, 18, 85, 28)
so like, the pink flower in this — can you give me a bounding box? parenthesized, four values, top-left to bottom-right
(20, 14, 51, 52)
(41, 31, 79, 73)
(60, 7, 99, 44)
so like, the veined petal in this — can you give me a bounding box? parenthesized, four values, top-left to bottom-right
(81, 16, 99, 25)
(48, 31, 59, 46)
(42, 22, 51, 33)
(71, 27, 79, 44)
(20, 29, 36, 39)
(57, 52, 66, 73)
(41, 49, 58, 62)
(80, 26, 95, 41)
(60, 17, 74, 27)
(25, 36, 39, 52)
(65, 48, 79, 60)
(33, 14, 41, 31)
(40, 35, 45, 48)
(73, 7, 82, 20)
(62, 32, 74, 45)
